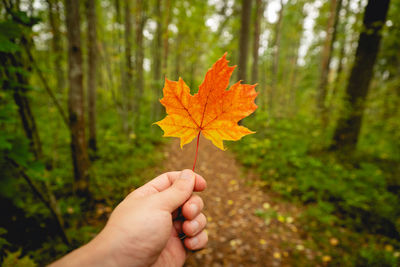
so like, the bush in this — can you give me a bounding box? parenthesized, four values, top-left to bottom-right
(233, 115, 400, 265)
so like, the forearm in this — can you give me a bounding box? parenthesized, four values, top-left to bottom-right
(49, 230, 117, 267)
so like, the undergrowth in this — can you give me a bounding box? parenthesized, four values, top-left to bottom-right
(232, 112, 400, 266)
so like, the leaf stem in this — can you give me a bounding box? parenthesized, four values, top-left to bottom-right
(192, 131, 201, 171)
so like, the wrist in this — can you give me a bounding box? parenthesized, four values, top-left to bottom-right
(83, 227, 119, 267)
(50, 228, 118, 267)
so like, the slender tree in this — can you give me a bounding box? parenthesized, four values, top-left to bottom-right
(269, 0, 285, 113)
(330, 0, 391, 151)
(65, 0, 91, 196)
(271, 0, 285, 82)
(86, 0, 98, 153)
(330, 0, 350, 108)
(115, 0, 130, 133)
(153, 0, 162, 82)
(251, 0, 263, 84)
(134, 0, 146, 105)
(46, 0, 64, 94)
(237, 0, 253, 82)
(125, 0, 133, 110)
(1, 2, 70, 244)
(152, 0, 163, 119)
(162, 0, 171, 77)
(316, 0, 342, 124)
(4, 53, 43, 160)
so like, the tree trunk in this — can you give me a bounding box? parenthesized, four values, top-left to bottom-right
(237, 0, 253, 82)
(269, 0, 285, 114)
(153, 0, 162, 82)
(86, 0, 98, 154)
(316, 0, 342, 125)
(330, 0, 391, 151)
(132, 0, 146, 129)
(65, 0, 91, 196)
(175, 32, 181, 80)
(1, 5, 69, 243)
(46, 0, 64, 94)
(162, 0, 171, 77)
(330, 0, 350, 107)
(115, 0, 129, 133)
(152, 0, 162, 120)
(251, 0, 263, 84)
(124, 0, 133, 110)
(134, 0, 145, 107)
(5, 53, 43, 160)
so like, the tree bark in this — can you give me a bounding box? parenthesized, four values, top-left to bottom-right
(5, 53, 43, 160)
(162, 0, 171, 77)
(330, 0, 391, 151)
(153, 0, 162, 82)
(330, 0, 350, 107)
(251, 0, 263, 84)
(46, 0, 65, 94)
(316, 0, 342, 124)
(152, 0, 163, 120)
(115, 0, 129, 133)
(86, 0, 98, 154)
(65, 0, 91, 196)
(269, 0, 285, 113)
(175, 32, 181, 80)
(237, 0, 253, 82)
(124, 0, 133, 110)
(135, 0, 145, 106)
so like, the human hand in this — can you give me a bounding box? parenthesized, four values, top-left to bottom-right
(51, 169, 207, 267)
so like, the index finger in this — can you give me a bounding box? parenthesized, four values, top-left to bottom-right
(129, 170, 207, 199)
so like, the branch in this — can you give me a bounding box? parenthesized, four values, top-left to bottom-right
(22, 41, 69, 127)
(6, 157, 70, 245)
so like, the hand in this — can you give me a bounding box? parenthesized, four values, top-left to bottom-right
(51, 169, 208, 267)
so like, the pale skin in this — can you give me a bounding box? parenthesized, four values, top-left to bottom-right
(51, 169, 208, 267)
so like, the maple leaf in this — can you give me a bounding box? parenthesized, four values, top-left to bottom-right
(154, 53, 258, 152)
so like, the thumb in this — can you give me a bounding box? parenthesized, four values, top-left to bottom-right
(155, 169, 196, 212)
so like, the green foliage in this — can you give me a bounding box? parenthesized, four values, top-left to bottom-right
(2, 0, 400, 265)
(1, 250, 37, 267)
(0, 228, 10, 252)
(233, 114, 400, 265)
(355, 245, 399, 267)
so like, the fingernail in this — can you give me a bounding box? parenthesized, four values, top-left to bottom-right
(190, 236, 198, 246)
(190, 220, 199, 231)
(189, 204, 198, 215)
(181, 170, 194, 180)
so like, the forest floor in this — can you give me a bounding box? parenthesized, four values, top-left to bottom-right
(162, 136, 317, 267)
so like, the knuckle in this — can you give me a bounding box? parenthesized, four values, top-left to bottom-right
(191, 195, 204, 209)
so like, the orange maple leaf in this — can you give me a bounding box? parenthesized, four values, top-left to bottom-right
(154, 53, 258, 152)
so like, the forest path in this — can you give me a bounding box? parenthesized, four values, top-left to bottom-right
(163, 135, 313, 267)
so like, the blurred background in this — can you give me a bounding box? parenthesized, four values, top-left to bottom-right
(0, 0, 399, 266)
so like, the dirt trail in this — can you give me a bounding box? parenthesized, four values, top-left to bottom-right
(163, 136, 313, 267)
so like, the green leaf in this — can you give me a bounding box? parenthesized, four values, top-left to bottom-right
(0, 36, 20, 53)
